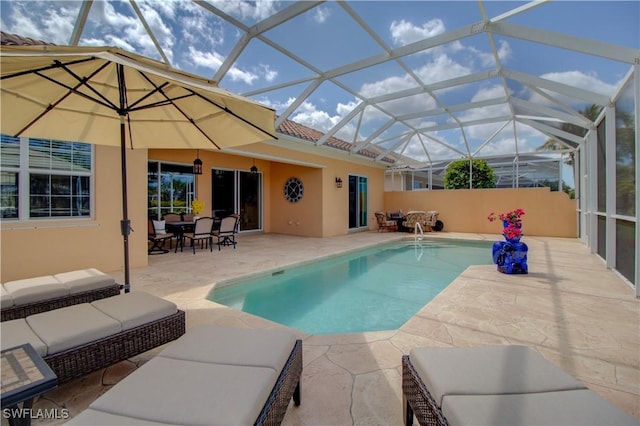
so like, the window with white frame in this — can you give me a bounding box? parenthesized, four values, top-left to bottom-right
(0, 134, 93, 220)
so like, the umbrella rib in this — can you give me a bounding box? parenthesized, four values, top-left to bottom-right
(127, 93, 196, 112)
(0, 56, 98, 81)
(136, 71, 222, 149)
(54, 60, 120, 111)
(124, 81, 176, 111)
(138, 70, 276, 142)
(192, 91, 277, 140)
(12, 60, 118, 137)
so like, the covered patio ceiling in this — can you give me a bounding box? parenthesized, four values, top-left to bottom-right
(1, 1, 638, 173)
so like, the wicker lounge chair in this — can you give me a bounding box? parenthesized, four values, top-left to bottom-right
(1, 291, 185, 384)
(67, 325, 302, 425)
(1, 269, 120, 321)
(402, 211, 442, 233)
(375, 212, 397, 232)
(402, 346, 637, 426)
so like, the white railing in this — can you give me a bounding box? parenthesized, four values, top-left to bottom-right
(414, 222, 424, 241)
(414, 243, 424, 261)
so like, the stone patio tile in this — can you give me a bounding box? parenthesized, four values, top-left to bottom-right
(352, 368, 403, 425)
(327, 340, 403, 375)
(282, 355, 354, 426)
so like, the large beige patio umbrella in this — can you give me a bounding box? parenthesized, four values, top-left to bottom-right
(0, 42, 277, 291)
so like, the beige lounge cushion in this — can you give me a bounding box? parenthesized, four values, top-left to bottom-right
(91, 291, 177, 331)
(1, 284, 14, 308)
(3, 276, 69, 306)
(441, 389, 638, 426)
(158, 325, 296, 372)
(409, 345, 586, 406)
(26, 304, 121, 355)
(88, 356, 278, 426)
(54, 268, 116, 294)
(66, 409, 174, 425)
(0, 319, 48, 356)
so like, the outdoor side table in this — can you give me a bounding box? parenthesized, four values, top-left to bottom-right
(1, 343, 58, 426)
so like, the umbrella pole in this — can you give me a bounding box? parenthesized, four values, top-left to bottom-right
(118, 64, 131, 293)
(120, 115, 131, 293)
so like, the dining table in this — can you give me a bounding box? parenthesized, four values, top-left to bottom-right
(388, 215, 407, 232)
(165, 221, 195, 253)
(166, 218, 221, 252)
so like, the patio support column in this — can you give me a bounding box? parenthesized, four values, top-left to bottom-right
(634, 62, 639, 296)
(578, 144, 587, 244)
(587, 131, 598, 254)
(605, 104, 616, 270)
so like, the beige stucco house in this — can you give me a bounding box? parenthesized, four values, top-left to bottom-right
(0, 117, 576, 282)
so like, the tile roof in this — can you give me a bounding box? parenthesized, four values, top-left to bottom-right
(277, 118, 395, 164)
(1, 31, 53, 46)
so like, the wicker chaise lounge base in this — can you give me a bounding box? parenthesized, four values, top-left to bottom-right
(1, 268, 121, 321)
(67, 325, 303, 426)
(1, 291, 185, 384)
(402, 346, 637, 426)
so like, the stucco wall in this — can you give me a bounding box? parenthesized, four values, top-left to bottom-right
(234, 142, 388, 237)
(384, 187, 577, 237)
(149, 146, 389, 238)
(0, 146, 149, 282)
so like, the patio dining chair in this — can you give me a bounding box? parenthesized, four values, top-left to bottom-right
(181, 217, 215, 254)
(163, 213, 181, 222)
(212, 214, 239, 250)
(148, 219, 175, 254)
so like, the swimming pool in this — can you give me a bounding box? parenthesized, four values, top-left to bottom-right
(208, 239, 493, 334)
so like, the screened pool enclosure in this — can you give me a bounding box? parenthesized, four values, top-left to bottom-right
(0, 1, 638, 292)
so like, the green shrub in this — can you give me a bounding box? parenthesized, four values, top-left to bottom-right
(444, 159, 496, 189)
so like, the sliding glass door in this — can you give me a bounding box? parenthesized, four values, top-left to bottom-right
(212, 168, 261, 231)
(348, 175, 368, 230)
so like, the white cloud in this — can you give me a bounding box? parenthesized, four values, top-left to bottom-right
(390, 18, 446, 45)
(179, 7, 223, 48)
(261, 64, 278, 82)
(415, 54, 472, 84)
(291, 101, 342, 132)
(208, 0, 279, 22)
(336, 100, 360, 116)
(80, 1, 160, 59)
(471, 85, 508, 102)
(137, 2, 176, 54)
(256, 96, 296, 112)
(496, 40, 512, 63)
(189, 46, 225, 70)
(187, 46, 267, 85)
(464, 39, 512, 68)
(528, 71, 617, 107)
(313, 6, 331, 24)
(2, 1, 77, 45)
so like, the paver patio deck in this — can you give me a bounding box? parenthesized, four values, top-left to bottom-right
(5, 232, 638, 425)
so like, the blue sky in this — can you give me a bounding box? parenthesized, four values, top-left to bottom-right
(1, 1, 638, 182)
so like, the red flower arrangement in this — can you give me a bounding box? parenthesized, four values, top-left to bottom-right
(488, 209, 525, 241)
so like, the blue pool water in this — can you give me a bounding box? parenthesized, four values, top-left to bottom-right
(208, 240, 493, 334)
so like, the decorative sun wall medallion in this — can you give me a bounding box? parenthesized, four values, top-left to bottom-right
(284, 177, 304, 203)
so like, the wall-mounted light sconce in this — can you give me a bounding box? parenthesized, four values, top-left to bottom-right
(335, 177, 343, 188)
(250, 159, 258, 174)
(193, 150, 203, 175)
